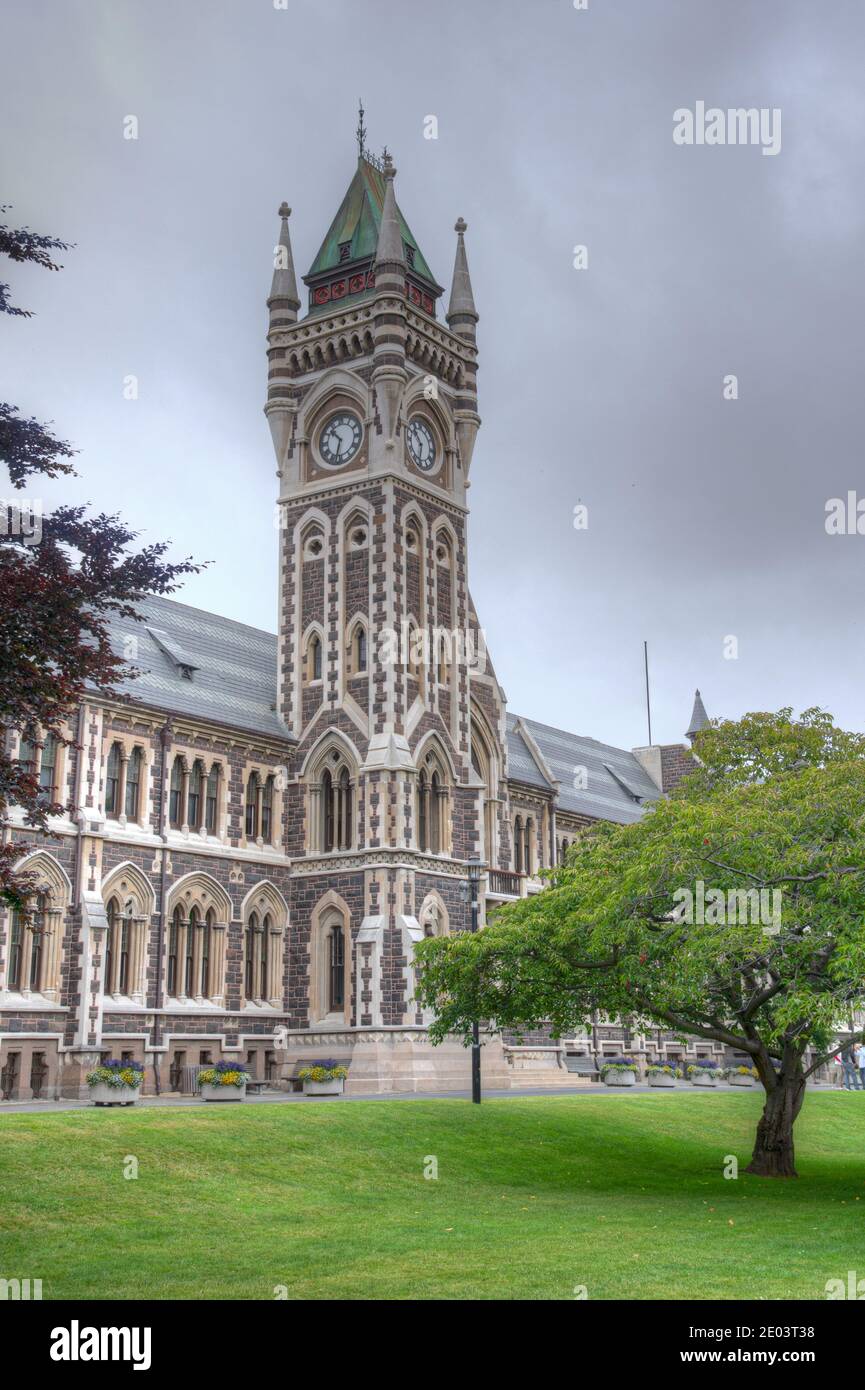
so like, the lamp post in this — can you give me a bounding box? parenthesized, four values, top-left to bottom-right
(468, 854, 484, 1104)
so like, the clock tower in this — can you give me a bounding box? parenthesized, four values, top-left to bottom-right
(262, 134, 506, 1089)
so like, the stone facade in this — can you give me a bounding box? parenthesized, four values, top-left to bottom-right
(0, 150, 700, 1101)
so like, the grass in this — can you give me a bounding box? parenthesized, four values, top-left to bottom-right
(0, 1091, 863, 1300)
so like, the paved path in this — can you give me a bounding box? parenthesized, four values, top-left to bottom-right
(0, 1081, 843, 1115)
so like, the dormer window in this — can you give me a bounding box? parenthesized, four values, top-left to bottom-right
(178, 664, 194, 681)
(404, 242, 416, 267)
(338, 241, 352, 263)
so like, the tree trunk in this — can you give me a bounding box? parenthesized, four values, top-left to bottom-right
(746, 1072, 805, 1178)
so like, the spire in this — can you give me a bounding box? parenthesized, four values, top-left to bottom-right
(447, 217, 478, 332)
(686, 689, 709, 741)
(268, 202, 300, 320)
(356, 99, 367, 161)
(373, 152, 405, 271)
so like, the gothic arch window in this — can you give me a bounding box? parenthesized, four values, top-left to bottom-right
(169, 755, 185, 829)
(165, 875, 231, 1004)
(523, 817, 534, 877)
(19, 732, 60, 807)
(242, 885, 287, 1006)
(306, 633, 323, 683)
(261, 775, 274, 842)
(105, 896, 130, 995)
(306, 740, 358, 854)
(125, 747, 143, 821)
(310, 894, 351, 1024)
(471, 725, 496, 865)
(105, 743, 121, 816)
(327, 922, 345, 1012)
(406, 619, 424, 689)
(347, 619, 367, 676)
(514, 815, 524, 874)
(188, 760, 205, 831)
(245, 772, 260, 839)
(7, 891, 52, 992)
(4, 853, 69, 999)
(205, 762, 220, 834)
(416, 744, 451, 856)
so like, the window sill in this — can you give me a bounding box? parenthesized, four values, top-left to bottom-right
(0, 990, 66, 1011)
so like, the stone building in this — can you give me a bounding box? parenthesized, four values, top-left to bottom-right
(0, 145, 708, 1101)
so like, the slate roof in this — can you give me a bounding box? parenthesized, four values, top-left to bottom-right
(100, 595, 662, 821)
(507, 713, 661, 825)
(99, 593, 289, 742)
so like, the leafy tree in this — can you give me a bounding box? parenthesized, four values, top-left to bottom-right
(1, 208, 199, 907)
(415, 710, 865, 1178)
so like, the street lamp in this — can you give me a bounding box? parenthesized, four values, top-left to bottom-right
(467, 854, 485, 1103)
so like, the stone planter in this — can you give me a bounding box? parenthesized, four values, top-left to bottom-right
(690, 1073, 718, 1088)
(647, 1073, 677, 1088)
(728, 1075, 756, 1088)
(200, 1083, 245, 1102)
(601, 1069, 637, 1087)
(89, 1083, 141, 1107)
(302, 1078, 345, 1097)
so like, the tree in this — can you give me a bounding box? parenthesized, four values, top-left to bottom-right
(1, 208, 199, 907)
(414, 710, 865, 1178)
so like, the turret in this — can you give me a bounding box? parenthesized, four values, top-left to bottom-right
(446, 218, 481, 477)
(370, 154, 408, 448)
(264, 202, 300, 472)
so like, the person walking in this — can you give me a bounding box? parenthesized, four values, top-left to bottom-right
(841, 1046, 861, 1090)
(856, 1040, 865, 1091)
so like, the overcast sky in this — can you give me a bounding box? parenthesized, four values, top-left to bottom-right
(3, 0, 864, 749)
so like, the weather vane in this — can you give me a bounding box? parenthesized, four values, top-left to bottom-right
(357, 99, 367, 159)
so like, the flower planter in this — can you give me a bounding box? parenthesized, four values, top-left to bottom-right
(728, 1075, 756, 1088)
(691, 1074, 718, 1088)
(89, 1083, 141, 1107)
(302, 1078, 345, 1097)
(602, 1070, 637, 1087)
(647, 1073, 677, 1088)
(200, 1083, 246, 1102)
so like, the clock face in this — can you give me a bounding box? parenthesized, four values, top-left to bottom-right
(319, 412, 362, 468)
(407, 417, 438, 474)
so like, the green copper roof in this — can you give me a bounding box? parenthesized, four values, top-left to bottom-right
(305, 157, 437, 285)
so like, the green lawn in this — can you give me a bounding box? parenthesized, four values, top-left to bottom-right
(0, 1092, 863, 1300)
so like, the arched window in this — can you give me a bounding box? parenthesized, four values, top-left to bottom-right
(336, 766, 351, 849)
(105, 743, 121, 816)
(205, 763, 220, 834)
(417, 769, 428, 851)
(125, 747, 142, 821)
(244, 914, 257, 1000)
(430, 771, 441, 854)
(261, 775, 274, 842)
(105, 896, 132, 996)
(524, 817, 533, 877)
(407, 621, 422, 685)
(28, 892, 49, 990)
(307, 634, 322, 682)
(514, 816, 523, 874)
(260, 913, 270, 1000)
(7, 907, 24, 990)
(200, 909, 213, 998)
(188, 760, 205, 831)
(168, 905, 181, 995)
(169, 756, 184, 829)
(184, 907, 198, 996)
(319, 757, 353, 852)
(355, 626, 367, 673)
(327, 923, 345, 1012)
(245, 772, 260, 839)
